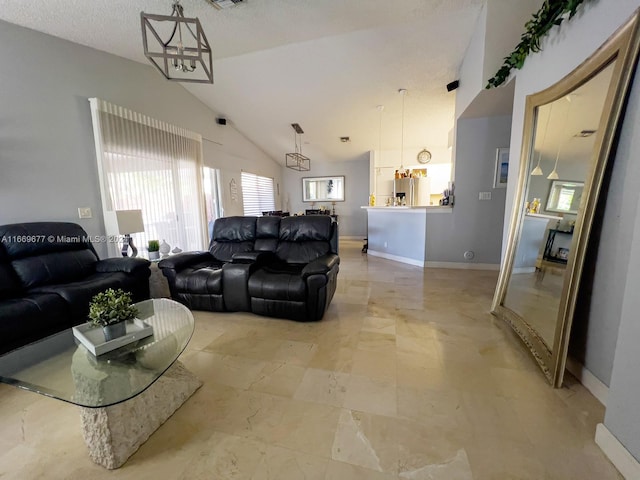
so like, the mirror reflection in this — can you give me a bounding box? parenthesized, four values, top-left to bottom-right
(302, 176, 345, 202)
(545, 180, 584, 215)
(503, 61, 615, 349)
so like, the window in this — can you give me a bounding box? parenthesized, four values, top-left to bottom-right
(203, 167, 223, 241)
(90, 98, 208, 256)
(241, 172, 275, 216)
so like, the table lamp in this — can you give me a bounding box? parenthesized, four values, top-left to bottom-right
(113, 210, 144, 257)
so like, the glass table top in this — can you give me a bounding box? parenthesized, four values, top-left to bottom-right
(0, 298, 194, 408)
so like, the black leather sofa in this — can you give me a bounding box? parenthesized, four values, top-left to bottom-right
(159, 215, 339, 322)
(0, 222, 151, 354)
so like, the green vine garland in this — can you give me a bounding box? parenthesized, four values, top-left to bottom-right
(486, 0, 592, 89)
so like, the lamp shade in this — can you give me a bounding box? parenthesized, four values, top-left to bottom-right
(111, 210, 144, 234)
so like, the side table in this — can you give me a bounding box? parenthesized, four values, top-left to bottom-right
(149, 261, 171, 298)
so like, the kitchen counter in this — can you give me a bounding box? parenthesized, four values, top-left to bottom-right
(361, 206, 452, 212)
(362, 206, 451, 267)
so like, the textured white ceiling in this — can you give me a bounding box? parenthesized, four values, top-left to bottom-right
(0, 0, 486, 164)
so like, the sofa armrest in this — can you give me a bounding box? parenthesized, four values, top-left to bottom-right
(231, 251, 276, 264)
(301, 254, 340, 279)
(96, 257, 150, 274)
(158, 252, 213, 271)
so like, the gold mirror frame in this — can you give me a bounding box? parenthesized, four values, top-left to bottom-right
(492, 10, 640, 387)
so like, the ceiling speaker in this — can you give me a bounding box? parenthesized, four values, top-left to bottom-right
(446, 80, 460, 92)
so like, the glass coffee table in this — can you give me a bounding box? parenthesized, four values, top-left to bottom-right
(0, 298, 202, 469)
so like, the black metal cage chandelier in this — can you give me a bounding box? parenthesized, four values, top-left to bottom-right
(141, 1, 214, 84)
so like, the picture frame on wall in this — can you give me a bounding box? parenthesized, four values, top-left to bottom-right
(494, 148, 510, 188)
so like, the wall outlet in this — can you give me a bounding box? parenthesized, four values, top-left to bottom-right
(78, 207, 92, 219)
(479, 192, 492, 200)
(464, 250, 475, 260)
(384, 241, 388, 248)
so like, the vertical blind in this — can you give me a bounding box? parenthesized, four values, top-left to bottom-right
(89, 98, 207, 256)
(241, 171, 275, 216)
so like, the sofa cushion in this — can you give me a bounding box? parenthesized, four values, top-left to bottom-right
(255, 216, 280, 252)
(0, 247, 22, 300)
(275, 216, 332, 264)
(248, 267, 306, 301)
(209, 216, 256, 262)
(31, 272, 139, 322)
(174, 266, 223, 295)
(0, 293, 71, 354)
(0, 222, 99, 289)
(0, 222, 98, 259)
(12, 250, 98, 289)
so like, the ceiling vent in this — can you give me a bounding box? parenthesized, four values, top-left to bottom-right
(206, 0, 244, 9)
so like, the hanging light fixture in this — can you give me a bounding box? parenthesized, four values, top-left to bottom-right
(377, 105, 384, 168)
(285, 123, 311, 171)
(141, 1, 214, 84)
(399, 89, 407, 170)
(547, 95, 573, 180)
(531, 103, 554, 176)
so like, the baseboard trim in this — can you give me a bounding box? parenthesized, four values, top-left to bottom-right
(565, 356, 609, 406)
(424, 261, 500, 271)
(595, 424, 640, 479)
(367, 250, 425, 267)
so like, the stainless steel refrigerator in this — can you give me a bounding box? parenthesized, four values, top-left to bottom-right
(394, 177, 431, 206)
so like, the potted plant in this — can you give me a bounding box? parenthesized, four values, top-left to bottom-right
(88, 288, 138, 341)
(148, 239, 160, 260)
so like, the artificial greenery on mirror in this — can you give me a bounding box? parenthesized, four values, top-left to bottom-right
(486, 0, 591, 89)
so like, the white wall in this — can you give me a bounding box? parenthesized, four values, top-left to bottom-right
(502, 0, 640, 464)
(281, 155, 369, 238)
(0, 20, 281, 256)
(456, 0, 540, 116)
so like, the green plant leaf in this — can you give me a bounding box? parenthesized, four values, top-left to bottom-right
(486, 0, 590, 89)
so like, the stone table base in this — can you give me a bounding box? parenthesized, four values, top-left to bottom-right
(79, 361, 202, 469)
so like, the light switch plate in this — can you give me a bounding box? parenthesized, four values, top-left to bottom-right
(78, 207, 92, 219)
(479, 192, 492, 201)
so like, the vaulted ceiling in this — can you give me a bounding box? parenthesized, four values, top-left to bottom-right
(0, 0, 486, 164)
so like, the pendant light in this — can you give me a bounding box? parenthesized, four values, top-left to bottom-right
(141, 1, 214, 84)
(531, 103, 554, 176)
(547, 95, 573, 180)
(399, 89, 407, 170)
(377, 104, 384, 175)
(285, 123, 310, 171)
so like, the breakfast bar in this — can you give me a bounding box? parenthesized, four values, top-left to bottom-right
(362, 206, 452, 267)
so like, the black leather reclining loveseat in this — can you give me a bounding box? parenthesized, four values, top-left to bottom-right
(0, 222, 151, 354)
(158, 215, 339, 322)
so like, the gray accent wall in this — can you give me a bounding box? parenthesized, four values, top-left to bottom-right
(0, 20, 281, 257)
(281, 154, 369, 238)
(425, 115, 511, 264)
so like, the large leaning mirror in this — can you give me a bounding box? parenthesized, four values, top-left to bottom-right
(492, 11, 640, 387)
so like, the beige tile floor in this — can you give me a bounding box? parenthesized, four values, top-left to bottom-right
(0, 240, 621, 479)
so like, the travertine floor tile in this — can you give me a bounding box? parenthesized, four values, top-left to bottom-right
(324, 460, 397, 479)
(248, 362, 306, 398)
(351, 348, 397, 382)
(293, 368, 350, 407)
(0, 240, 622, 479)
(179, 431, 266, 479)
(343, 375, 397, 417)
(251, 445, 328, 480)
